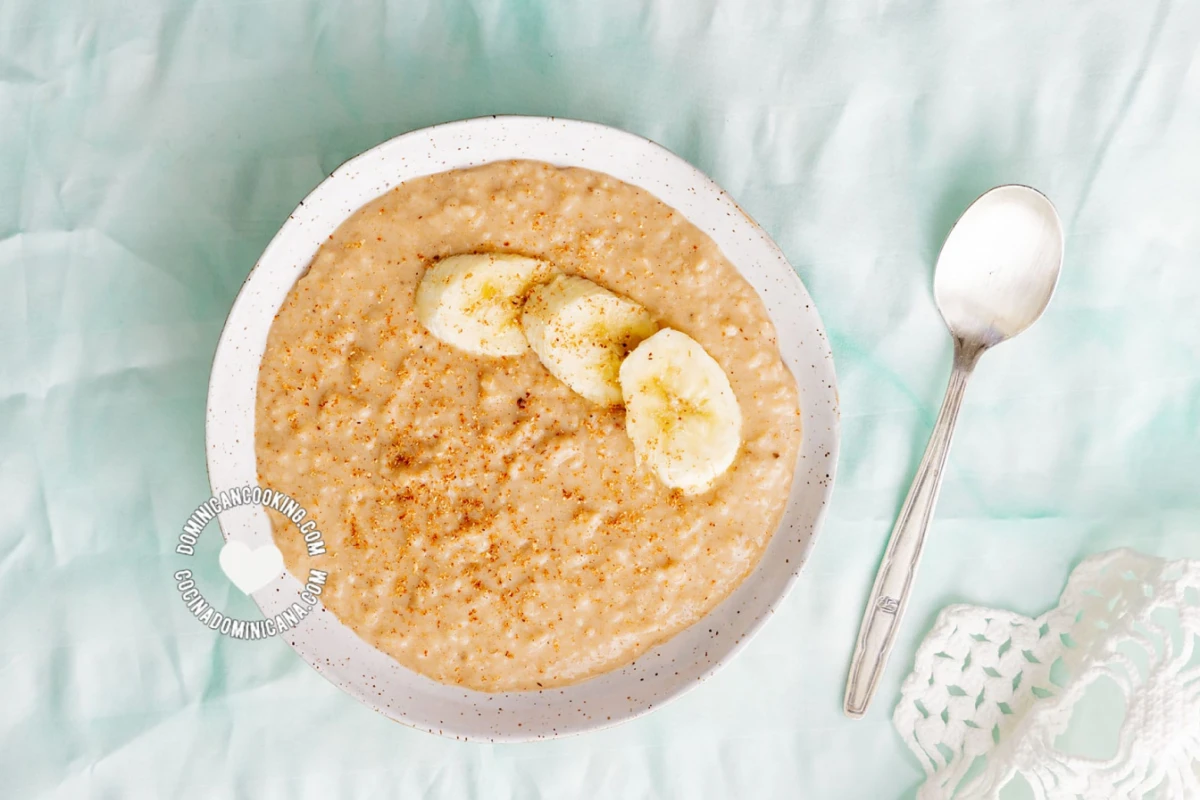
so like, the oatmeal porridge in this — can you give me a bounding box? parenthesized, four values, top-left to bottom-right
(255, 160, 801, 691)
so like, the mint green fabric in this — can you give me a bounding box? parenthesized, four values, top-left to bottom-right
(2, 1, 1198, 797)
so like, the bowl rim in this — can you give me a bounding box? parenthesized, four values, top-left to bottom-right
(204, 114, 840, 741)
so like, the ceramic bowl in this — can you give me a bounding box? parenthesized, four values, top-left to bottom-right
(205, 116, 839, 741)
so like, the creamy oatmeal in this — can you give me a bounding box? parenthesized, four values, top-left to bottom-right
(255, 160, 801, 691)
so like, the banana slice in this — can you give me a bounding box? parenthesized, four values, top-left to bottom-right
(619, 329, 742, 494)
(521, 275, 658, 405)
(415, 253, 555, 356)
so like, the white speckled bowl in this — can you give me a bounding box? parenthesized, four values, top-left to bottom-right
(206, 116, 839, 741)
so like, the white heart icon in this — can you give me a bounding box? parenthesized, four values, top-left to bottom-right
(219, 540, 285, 595)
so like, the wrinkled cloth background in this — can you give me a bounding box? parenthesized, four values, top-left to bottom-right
(2, 1, 1198, 798)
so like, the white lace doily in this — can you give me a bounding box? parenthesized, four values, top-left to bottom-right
(894, 549, 1200, 799)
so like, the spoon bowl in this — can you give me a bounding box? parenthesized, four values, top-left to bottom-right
(935, 185, 1064, 348)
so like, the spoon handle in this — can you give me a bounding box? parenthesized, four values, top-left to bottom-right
(843, 339, 981, 719)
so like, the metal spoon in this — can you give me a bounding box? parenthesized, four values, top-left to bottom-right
(843, 185, 1064, 719)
